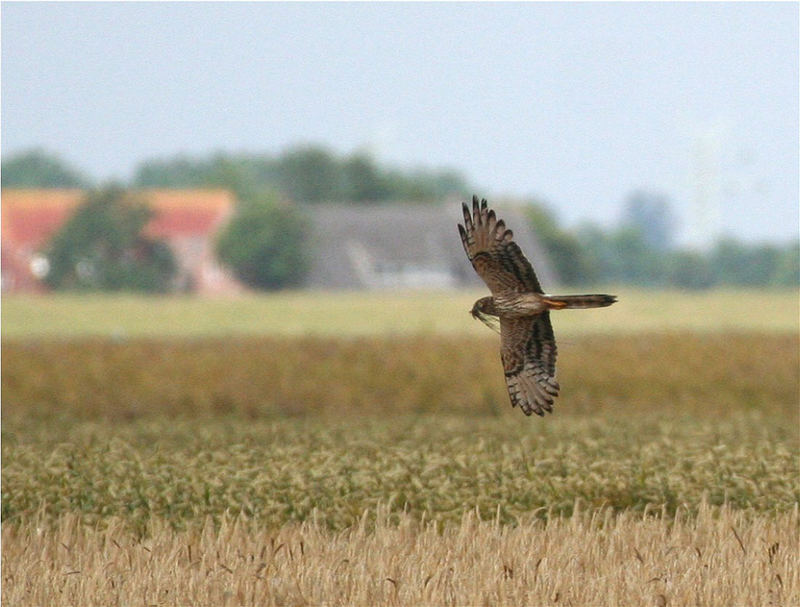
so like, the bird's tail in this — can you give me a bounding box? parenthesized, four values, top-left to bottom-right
(542, 294, 617, 310)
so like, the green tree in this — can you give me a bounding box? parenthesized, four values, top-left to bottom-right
(343, 153, 390, 201)
(2, 148, 90, 188)
(276, 146, 344, 202)
(524, 203, 595, 285)
(577, 223, 665, 286)
(573, 222, 616, 284)
(216, 193, 309, 290)
(133, 155, 212, 187)
(610, 227, 665, 285)
(665, 250, 715, 290)
(709, 238, 748, 285)
(44, 186, 177, 292)
(133, 153, 261, 200)
(131, 146, 469, 204)
(771, 241, 799, 286)
(709, 239, 784, 286)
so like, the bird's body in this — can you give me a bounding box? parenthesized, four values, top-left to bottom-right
(458, 196, 617, 416)
(476, 292, 617, 318)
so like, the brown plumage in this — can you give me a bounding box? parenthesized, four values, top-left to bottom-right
(458, 196, 617, 416)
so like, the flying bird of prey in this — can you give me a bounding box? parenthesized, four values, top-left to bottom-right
(458, 196, 617, 416)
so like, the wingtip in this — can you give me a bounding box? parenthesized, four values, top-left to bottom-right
(461, 202, 472, 227)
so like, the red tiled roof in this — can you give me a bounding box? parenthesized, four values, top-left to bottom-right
(1, 189, 84, 250)
(1, 189, 235, 249)
(141, 190, 235, 239)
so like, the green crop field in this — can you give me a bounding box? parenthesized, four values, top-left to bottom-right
(2, 289, 798, 605)
(2, 287, 798, 337)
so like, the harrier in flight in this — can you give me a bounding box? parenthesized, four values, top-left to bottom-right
(458, 196, 617, 416)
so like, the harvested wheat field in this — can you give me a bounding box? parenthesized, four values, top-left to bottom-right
(2, 292, 799, 606)
(2, 504, 798, 607)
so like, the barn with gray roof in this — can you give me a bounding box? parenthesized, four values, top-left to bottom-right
(303, 203, 556, 290)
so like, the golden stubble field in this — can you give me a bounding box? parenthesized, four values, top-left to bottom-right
(3, 505, 797, 606)
(2, 290, 799, 606)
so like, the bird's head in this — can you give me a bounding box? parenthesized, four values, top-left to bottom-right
(470, 297, 500, 334)
(470, 296, 495, 319)
(470, 300, 483, 319)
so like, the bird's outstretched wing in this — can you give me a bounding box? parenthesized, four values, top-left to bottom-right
(458, 196, 543, 294)
(500, 313, 560, 416)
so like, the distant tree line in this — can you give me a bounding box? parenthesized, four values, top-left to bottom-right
(526, 191, 799, 289)
(135, 148, 469, 203)
(2, 146, 468, 203)
(2, 149, 91, 188)
(3, 149, 797, 291)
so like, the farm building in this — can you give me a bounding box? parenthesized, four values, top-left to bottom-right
(1, 189, 240, 294)
(1, 189, 555, 293)
(303, 203, 556, 290)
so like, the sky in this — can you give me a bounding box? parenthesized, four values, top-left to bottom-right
(2, 2, 798, 246)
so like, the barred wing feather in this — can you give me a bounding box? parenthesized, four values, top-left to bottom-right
(500, 313, 560, 416)
(458, 196, 543, 294)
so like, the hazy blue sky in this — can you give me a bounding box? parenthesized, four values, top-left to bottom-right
(2, 2, 798, 245)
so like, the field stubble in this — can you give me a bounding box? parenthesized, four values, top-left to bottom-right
(2, 328, 799, 606)
(3, 504, 797, 606)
